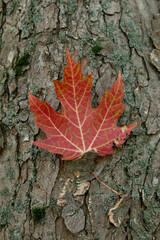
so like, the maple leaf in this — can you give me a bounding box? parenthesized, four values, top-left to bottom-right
(29, 48, 137, 160)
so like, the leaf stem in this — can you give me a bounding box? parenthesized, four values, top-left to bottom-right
(91, 170, 122, 196)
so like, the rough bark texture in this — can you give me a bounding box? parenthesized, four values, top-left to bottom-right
(0, 1, 160, 240)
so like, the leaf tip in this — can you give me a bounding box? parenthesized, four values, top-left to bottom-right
(65, 47, 70, 56)
(118, 71, 122, 80)
(122, 122, 137, 133)
(131, 122, 138, 130)
(28, 91, 33, 100)
(65, 47, 72, 62)
(31, 141, 37, 146)
(118, 70, 121, 76)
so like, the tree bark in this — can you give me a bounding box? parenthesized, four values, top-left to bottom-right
(0, 0, 160, 239)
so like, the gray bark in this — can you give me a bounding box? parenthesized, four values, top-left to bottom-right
(0, 0, 160, 239)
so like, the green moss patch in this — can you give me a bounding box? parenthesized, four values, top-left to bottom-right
(14, 53, 30, 76)
(92, 45, 103, 54)
(32, 207, 46, 222)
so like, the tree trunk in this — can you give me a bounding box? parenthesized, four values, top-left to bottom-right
(0, 0, 160, 239)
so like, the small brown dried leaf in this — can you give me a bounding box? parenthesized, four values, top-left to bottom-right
(108, 194, 132, 227)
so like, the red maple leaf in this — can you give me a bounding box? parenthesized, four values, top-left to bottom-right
(29, 48, 137, 160)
